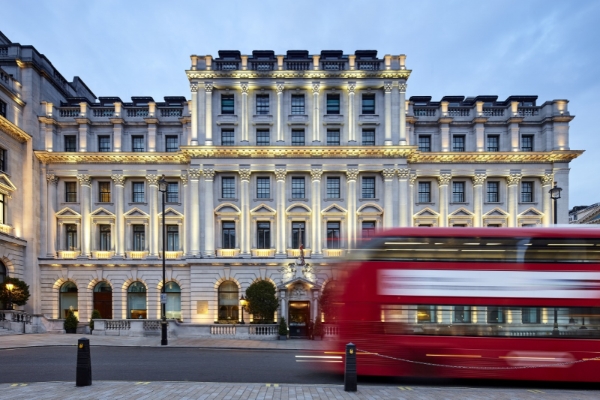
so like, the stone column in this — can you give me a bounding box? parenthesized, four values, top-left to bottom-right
(276, 83, 284, 142)
(112, 174, 125, 258)
(541, 173, 553, 227)
(46, 174, 58, 257)
(312, 83, 321, 143)
(190, 83, 199, 145)
(438, 173, 452, 227)
(507, 172, 522, 227)
(146, 174, 159, 257)
(384, 82, 392, 145)
(279, 290, 287, 322)
(409, 173, 417, 226)
(180, 173, 189, 255)
(239, 168, 251, 257)
(397, 168, 410, 227)
(275, 167, 287, 257)
(205, 83, 213, 146)
(399, 82, 407, 145)
(112, 116, 123, 152)
(346, 168, 359, 249)
(203, 168, 215, 257)
(241, 83, 249, 143)
(347, 82, 356, 143)
(472, 172, 486, 227)
(311, 168, 323, 256)
(189, 168, 202, 256)
(77, 174, 92, 257)
(382, 168, 396, 227)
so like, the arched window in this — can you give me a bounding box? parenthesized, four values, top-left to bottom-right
(165, 281, 181, 320)
(218, 281, 239, 323)
(59, 281, 78, 319)
(93, 281, 113, 319)
(127, 281, 147, 319)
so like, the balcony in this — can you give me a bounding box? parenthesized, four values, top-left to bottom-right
(92, 108, 115, 118)
(482, 107, 505, 117)
(127, 251, 148, 259)
(413, 107, 437, 117)
(161, 251, 183, 259)
(287, 249, 312, 258)
(251, 249, 276, 258)
(159, 108, 183, 117)
(0, 223, 13, 235)
(447, 107, 471, 117)
(518, 107, 541, 117)
(324, 249, 344, 257)
(93, 251, 114, 259)
(217, 249, 240, 258)
(58, 250, 80, 259)
(214, 60, 240, 71)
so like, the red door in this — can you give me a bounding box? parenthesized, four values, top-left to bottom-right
(93, 292, 112, 319)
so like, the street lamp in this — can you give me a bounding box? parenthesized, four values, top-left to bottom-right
(5, 282, 14, 310)
(158, 174, 168, 346)
(549, 182, 563, 336)
(240, 295, 247, 324)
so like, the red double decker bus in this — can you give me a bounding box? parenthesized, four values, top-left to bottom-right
(332, 227, 600, 382)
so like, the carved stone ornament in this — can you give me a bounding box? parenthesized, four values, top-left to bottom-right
(204, 82, 213, 93)
(239, 168, 251, 182)
(311, 168, 323, 181)
(188, 168, 202, 180)
(347, 82, 356, 94)
(240, 82, 249, 94)
(275, 168, 287, 181)
(346, 168, 359, 181)
(384, 81, 393, 93)
(276, 83, 284, 94)
(279, 263, 296, 283)
(397, 168, 411, 179)
(507, 173, 522, 186)
(302, 263, 317, 282)
(312, 82, 320, 94)
(409, 173, 418, 185)
(438, 173, 452, 186)
(190, 83, 199, 93)
(382, 168, 396, 180)
(111, 174, 125, 186)
(146, 174, 159, 186)
(541, 173, 554, 186)
(180, 173, 189, 185)
(203, 168, 216, 180)
(46, 174, 59, 185)
(472, 173, 487, 186)
(399, 82, 407, 93)
(77, 174, 91, 187)
(291, 283, 307, 298)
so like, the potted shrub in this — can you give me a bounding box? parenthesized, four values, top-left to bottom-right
(278, 317, 288, 340)
(313, 317, 324, 340)
(89, 309, 102, 333)
(64, 309, 78, 334)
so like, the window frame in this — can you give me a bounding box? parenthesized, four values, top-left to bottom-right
(166, 225, 179, 251)
(452, 135, 466, 152)
(487, 181, 500, 203)
(291, 129, 305, 146)
(326, 93, 341, 115)
(99, 224, 111, 251)
(418, 135, 431, 152)
(64, 135, 77, 152)
(257, 221, 271, 249)
(361, 93, 375, 115)
(291, 94, 305, 115)
(256, 177, 270, 199)
(221, 177, 235, 199)
(166, 182, 179, 203)
(326, 129, 340, 146)
(291, 177, 305, 199)
(362, 177, 376, 199)
(221, 129, 235, 146)
(132, 135, 145, 152)
(256, 94, 270, 115)
(291, 221, 306, 249)
(98, 182, 111, 203)
(66, 224, 78, 251)
(132, 224, 145, 251)
(418, 181, 431, 203)
(521, 181, 534, 203)
(326, 177, 341, 199)
(221, 94, 235, 115)
(521, 134, 534, 152)
(487, 135, 500, 152)
(256, 129, 270, 146)
(452, 181, 466, 203)
(98, 135, 111, 152)
(165, 135, 179, 152)
(222, 221, 236, 249)
(362, 129, 375, 146)
(361, 221, 376, 238)
(326, 221, 341, 249)
(132, 182, 145, 203)
(65, 182, 77, 203)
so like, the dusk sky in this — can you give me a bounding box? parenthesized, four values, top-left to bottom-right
(3, 0, 599, 208)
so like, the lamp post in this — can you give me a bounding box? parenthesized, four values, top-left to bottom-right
(5, 282, 14, 310)
(549, 182, 563, 336)
(158, 175, 168, 346)
(240, 295, 247, 324)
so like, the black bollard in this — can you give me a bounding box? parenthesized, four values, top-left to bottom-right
(76, 338, 92, 386)
(344, 342, 357, 392)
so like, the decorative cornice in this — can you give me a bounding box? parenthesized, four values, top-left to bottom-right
(346, 168, 359, 181)
(438, 173, 452, 186)
(239, 168, 251, 181)
(274, 168, 287, 181)
(111, 174, 125, 186)
(186, 70, 412, 80)
(0, 116, 31, 143)
(472, 173, 487, 186)
(46, 174, 59, 185)
(34, 151, 186, 164)
(77, 174, 91, 187)
(311, 168, 323, 182)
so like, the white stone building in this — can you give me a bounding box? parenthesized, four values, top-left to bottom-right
(0, 34, 583, 335)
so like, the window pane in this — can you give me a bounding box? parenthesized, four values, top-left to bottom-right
(99, 225, 111, 251)
(166, 182, 178, 202)
(98, 136, 111, 152)
(256, 94, 269, 115)
(452, 135, 465, 152)
(327, 177, 340, 198)
(222, 221, 236, 249)
(65, 182, 77, 202)
(417, 305, 437, 323)
(362, 130, 375, 146)
(362, 177, 375, 198)
(362, 94, 375, 114)
(418, 182, 431, 203)
(257, 130, 270, 146)
(521, 135, 534, 151)
(521, 182, 533, 202)
(327, 222, 341, 249)
(221, 94, 234, 114)
(99, 182, 111, 202)
(487, 135, 499, 152)
(487, 182, 499, 202)
(292, 222, 306, 249)
(221, 130, 234, 146)
(132, 182, 145, 202)
(362, 221, 376, 238)
(327, 130, 340, 146)
(65, 136, 77, 152)
(133, 225, 145, 251)
(291, 95, 305, 114)
(132, 136, 145, 152)
(453, 306, 471, 323)
(66, 224, 77, 250)
(291, 177, 305, 199)
(222, 177, 235, 198)
(257, 222, 271, 249)
(292, 130, 305, 146)
(257, 177, 270, 198)
(166, 225, 179, 251)
(326, 94, 340, 114)
(452, 182, 465, 202)
(165, 135, 179, 152)
(418, 136, 431, 152)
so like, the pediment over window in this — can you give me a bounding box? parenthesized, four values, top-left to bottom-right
(91, 207, 115, 217)
(124, 207, 149, 218)
(0, 174, 17, 198)
(484, 207, 508, 217)
(415, 207, 439, 217)
(322, 204, 347, 214)
(286, 204, 311, 214)
(251, 204, 276, 215)
(56, 207, 81, 217)
(215, 203, 241, 214)
(357, 204, 383, 214)
(449, 207, 474, 216)
(159, 207, 184, 217)
(519, 207, 543, 217)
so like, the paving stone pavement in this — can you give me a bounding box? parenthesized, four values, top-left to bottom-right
(0, 381, 598, 400)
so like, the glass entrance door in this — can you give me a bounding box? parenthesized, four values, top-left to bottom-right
(288, 301, 310, 337)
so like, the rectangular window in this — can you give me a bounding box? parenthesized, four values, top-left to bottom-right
(221, 130, 234, 146)
(327, 177, 341, 198)
(452, 181, 465, 203)
(99, 225, 111, 251)
(362, 129, 375, 146)
(132, 136, 145, 152)
(98, 182, 111, 202)
(487, 307, 505, 323)
(521, 135, 534, 151)
(418, 182, 431, 203)
(453, 306, 471, 323)
(452, 135, 465, 152)
(0, 148, 5, 172)
(132, 182, 145, 203)
(222, 221, 236, 249)
(256, 94, 269, 115)
(522, 307, 541, 324)
(521, 181, 534, 202)
(65, 135, 77, 152)
(326, 94, 340, 114)
(256, 177, 270, 198)
(291, 129, 305, 146)
(222, 177, 235, 199)
(221, 94, 234, 114)
(0, 194, 5, 225)
(66, 224, 78, 251)
(165, 135, 179, 152)
(417, 305, 437, 323)
(65, 182, 77, 202)
(132, 225, 145, 251)
(0, 99, 6, 118)
(292, 222, 305, 249)
(166, 182, 179, 203)
(166, 225, 179, 251)
(257, 222, 271, 249)
(327, 222, 341, 249)
(256, 129, 270, 146)
(291, 177, 305, 199)
(327, 130, 340, 146)
(487, 135, 499, 152)
(418, 135, 431, 152)
(362, 177, 375, 199)
(362, 94, 375, 114)
(98, 135, 111, 152)
(362, 221, 376, 238)
(291, 94, 305, 114)
(487, 181, 499, 202)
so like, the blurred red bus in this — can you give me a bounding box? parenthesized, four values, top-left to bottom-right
(332, 227, 600, 382)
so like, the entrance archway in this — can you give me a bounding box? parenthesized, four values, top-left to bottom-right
(288, 301, 310, 337)
(93, 281, 112, 319)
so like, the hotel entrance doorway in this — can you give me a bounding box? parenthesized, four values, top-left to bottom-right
(288, 301, 310, 337)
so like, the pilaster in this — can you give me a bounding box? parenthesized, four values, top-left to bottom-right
(311, 167, 323, 256)
(203, 167, 215, 257)
(189, 168, 202, 256)
(507, 172, 522, 227)
(205, 83, 213, 145)
(472, 172, 487, 227)
(146, 174, 159, 257)
(346, 168, 359, 248)
(239, 167, 251, 256)
(46, 174, 58, 257)
(438, 172, 452, 227)
(111, 173, 125, 257)
(312, 83, 320, 143)
(384, 82, 392, 145)
(347, 82, 356, 143)
(190, 83, 199, 145)
(275, 167, 287, 256)
(382, 168, 396, 227)
(77, 174, 92, 257)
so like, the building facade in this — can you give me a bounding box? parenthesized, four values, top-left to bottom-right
(0, 34, 582, 332)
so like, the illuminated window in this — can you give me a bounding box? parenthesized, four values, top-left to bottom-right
(417, 305, 437, 323)
(257, 222, 271, 249)
(165, 281, 181, 320)
(59, 281, 78, 319)
(222, 221, 236, 249)
(218, 281, 239, 322)
(127, 282, 147, 319)
(98, 182, 111, 202)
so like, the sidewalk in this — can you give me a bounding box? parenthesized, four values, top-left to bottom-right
(0, 333, 330, 351)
